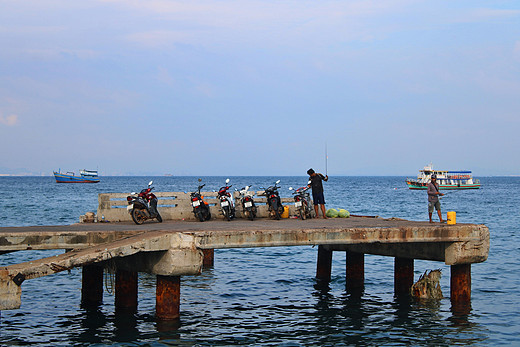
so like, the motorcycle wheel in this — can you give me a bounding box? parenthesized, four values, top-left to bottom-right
(272, 200, 281, 220)
(248, 208, 254, 221)
(223, 206, 231, 221)
(197, 211, 205, 222)
(156, 213, 163, 223)
(131, 209, 145, 225)
(205, 210, 211, 221)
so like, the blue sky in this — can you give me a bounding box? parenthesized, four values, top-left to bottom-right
(1, 1, 519, 176)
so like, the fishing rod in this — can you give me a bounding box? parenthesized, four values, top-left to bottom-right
(325, 142, 328, 176)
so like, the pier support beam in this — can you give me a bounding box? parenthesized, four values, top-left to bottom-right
(156, 275, 180, 320)
(81, 265, 104, 307)
(115, 269, 138, 312)
(450, 264, 471, 305)
(202, 249, 214, 268)
(316, 246, 333, 282)
(346, 252, 364, 294)
(394, 257, 414, 297)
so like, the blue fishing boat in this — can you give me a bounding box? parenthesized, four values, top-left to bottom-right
(53, 169, 100, 183)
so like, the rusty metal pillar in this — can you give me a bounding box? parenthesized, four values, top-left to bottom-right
(451, 264, 471, 305)
(202, 249, 214, 268)
(156, 275, 180, 320)
(81, 264, 104, 307)
(346, 251, 364, 294)
(394, 257, 414, 297)
(316, 245, 333, 282)
(115, 269, 138, 311)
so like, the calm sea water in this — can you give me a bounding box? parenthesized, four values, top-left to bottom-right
(1, 176, 519, 346)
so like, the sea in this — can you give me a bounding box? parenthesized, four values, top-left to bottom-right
(0, 176, 519, 346)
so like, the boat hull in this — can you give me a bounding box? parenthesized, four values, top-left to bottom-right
(53, 172, 100, 183)
(406, 180, 480, 190)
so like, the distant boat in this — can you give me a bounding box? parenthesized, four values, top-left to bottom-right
(406, 164, 480, 190)
(53, 169, 100, 183)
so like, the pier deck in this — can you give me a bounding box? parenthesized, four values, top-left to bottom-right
(0, 217, 489, 316)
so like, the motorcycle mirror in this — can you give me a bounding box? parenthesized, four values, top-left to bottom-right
(225, 178, 230, 184)
(148, 180, 153, 186)
(276, 180, 280, 184)
(245, 185, 250, 190)
(289, 187, 293, 190)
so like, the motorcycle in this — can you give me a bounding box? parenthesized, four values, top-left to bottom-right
(238, 185, 257, 221)
(289, 183, 315, 220)
(126, 180, 162, 225)
(190, 179, 211, 222)
(260, 179, 284, 220)
(217, 178, 235, 221)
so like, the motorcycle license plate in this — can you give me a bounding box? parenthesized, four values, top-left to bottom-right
(192, 200, 200, 207)
(295, 201, 302, 207)
(244, 201, 252, 208)
(221, 200, 229, 207)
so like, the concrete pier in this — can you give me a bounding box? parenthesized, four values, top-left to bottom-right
(0, 217, 489, 319)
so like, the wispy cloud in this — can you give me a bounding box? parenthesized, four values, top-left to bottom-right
(0, 114, 18, 126)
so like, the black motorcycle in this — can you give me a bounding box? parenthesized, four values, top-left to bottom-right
(289, 184, 314, 220)
(126, 180, 162, 225)
(260, 180, 284, 220)
(190, 179, 211, 222)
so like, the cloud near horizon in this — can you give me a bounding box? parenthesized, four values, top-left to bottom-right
(0, 114, 18, 126)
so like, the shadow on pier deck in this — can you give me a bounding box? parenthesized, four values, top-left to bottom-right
(0, 217, 489, 320)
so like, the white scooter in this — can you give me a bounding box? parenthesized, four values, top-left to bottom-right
(217, 178, 236, 221)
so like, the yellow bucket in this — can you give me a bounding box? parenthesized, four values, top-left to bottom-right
(447, 211, 456, 225)
(281, 206, 289, 218)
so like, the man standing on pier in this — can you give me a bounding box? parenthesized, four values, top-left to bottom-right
(427, 174, 445, 223)
(307, 168, 328, 219)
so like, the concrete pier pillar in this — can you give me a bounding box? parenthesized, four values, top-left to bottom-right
(156, 275, 180, 320)
(316, 246, 333, 282)
(202, 249, 214, 268)
(346, 251, 364, 294)
(115, 269, 138, 311)
(81, 265, 104, 307)
(394, 257, 414, 297)
(451, 264, 471, 304)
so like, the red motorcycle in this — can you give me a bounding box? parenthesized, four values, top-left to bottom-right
(127, 180, 162, 225)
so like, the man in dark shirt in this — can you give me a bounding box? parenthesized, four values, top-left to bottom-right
(427, 174, 445, 223)
(307, 168, 328, 219)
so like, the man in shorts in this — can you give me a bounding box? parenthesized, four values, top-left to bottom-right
(427, 174, 445, 223)
(307, 168, 328, 219)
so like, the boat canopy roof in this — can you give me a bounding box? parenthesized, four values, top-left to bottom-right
(420, 170, 472, 174)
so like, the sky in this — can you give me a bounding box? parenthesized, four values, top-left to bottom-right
(1, 0, 519, 176)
